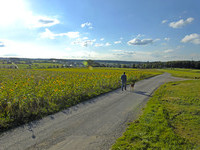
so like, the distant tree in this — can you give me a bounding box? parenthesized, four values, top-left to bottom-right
(121, 64, 128, 68)
(86, 60, 100, 67)
(132, 64, 136, 68)
(194, 61, 200, 69)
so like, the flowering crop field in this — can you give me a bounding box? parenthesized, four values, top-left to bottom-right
(0, 68, 161, 132)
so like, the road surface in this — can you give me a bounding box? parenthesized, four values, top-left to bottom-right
(0, 73, 185, 150)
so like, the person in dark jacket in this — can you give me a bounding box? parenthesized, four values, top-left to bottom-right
(121, 72, 127, 91)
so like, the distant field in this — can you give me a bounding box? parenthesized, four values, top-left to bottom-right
(17, 63, 64, 69)
(112, 69, 200, 149)
(162, 68, 200, 79)
(0, 68, 161, 132)
(0, 63, 64, 69)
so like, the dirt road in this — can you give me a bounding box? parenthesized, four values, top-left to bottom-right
(0, 73, 185, 150)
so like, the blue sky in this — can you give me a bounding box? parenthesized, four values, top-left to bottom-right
(0, 0, 200, 61)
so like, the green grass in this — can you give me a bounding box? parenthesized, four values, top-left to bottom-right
(163, 81, 200, 145)
(112, 69, 200, 149)
(162, 68, 200, 79)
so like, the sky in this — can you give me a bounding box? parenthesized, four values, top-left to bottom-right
(0, 0, 200, 61)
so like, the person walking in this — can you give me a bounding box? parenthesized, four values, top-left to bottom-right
(121, 72, 127, 91)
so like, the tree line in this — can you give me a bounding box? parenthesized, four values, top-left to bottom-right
(134, 61, 200, 69)
(88, 60, 200, 69)
(1, 58, 200, 69)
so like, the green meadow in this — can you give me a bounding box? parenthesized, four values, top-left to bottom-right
(112, 69, 200, 149)
(162, 68, 200, 79)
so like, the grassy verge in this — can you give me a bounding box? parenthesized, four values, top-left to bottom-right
(161, 68, 200, 79)
(112, 79, 200, 149)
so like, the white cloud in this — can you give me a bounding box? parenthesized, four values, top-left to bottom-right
(65, 47, 72, 51)
(100, 38, 104, 41)
(0, 39, 68, 58)
(164, 38, 170, 41)
(65, 32, 80, 38)
(176, 45, 184, 49)
(0, 0, 60, 28)
(112, 49, 135, 57)
(65, 50, 102, 60)
(127, 38, 153, 45)
(81, 22, 91, 27)
(112, 49, 124, 52)
(72, 38, 96, 47)
(31, 16, 60, 28)
(154, 38, 160, 42)
(72, 40, 111, 47)
(136, 34, 145, 38)
(114, 41, 122, 44)
(81, 22, 93, 29)
(169, 17, 194, 28)
(40, 28, 55, 39)
(95, 43, 104, 47)
(161, 43, 167, 46)
(181, 33, 200, 45)
(105, 42, 111, 46)
(0, 0, 27, 26)
(0, 41, 5, 47)
(112, 49, 155, 61)
(40, 29, 80, 39)
(1, 39, 195, 61)
(164, 49, 174, 53)
(162, 20, 168, 24)
(111, 48, 182, 61)
(114, 51, 135, 56)
(83, 37, 88, 40)
(1, 44, 110, 60)
(136, 51, 152, 55)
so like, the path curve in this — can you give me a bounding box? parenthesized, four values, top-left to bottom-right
(0, 73, 185, 150)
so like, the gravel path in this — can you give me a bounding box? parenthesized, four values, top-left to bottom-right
(0, 73, 185, 150)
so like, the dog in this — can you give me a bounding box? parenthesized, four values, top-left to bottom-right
(130, 82, 135, 91)
(194, 77, 200, 79)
